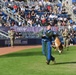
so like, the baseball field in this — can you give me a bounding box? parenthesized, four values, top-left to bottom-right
(0, 46, 76, 75)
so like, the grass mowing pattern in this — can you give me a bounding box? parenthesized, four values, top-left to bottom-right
(0, 46, 76, 75)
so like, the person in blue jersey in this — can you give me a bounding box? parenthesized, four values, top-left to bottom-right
(41, 24, 56, 65)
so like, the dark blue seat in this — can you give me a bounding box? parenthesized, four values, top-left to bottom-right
(37, 12, 45, 17)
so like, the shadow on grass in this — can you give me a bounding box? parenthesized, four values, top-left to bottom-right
(0, 51, 42, 58)
(55, 61, 76, 65)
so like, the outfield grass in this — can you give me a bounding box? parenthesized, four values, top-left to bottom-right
(0, 46, 76, 75)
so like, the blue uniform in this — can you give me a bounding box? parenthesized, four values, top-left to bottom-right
(42, 29, 55, 64)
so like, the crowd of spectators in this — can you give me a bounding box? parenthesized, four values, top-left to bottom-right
(0, 0, 75, 28)
(0, 0, 76, 44)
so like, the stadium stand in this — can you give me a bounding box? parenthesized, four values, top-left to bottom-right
(0, 0, 76, 46)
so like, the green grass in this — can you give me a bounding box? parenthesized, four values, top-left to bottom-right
(0, 46, 76, 75)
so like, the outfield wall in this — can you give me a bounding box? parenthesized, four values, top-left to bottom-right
(0, 38, 76, 47)
(0, 38, 41, 47)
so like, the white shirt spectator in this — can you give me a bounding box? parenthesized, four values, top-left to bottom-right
(10, 0, 13, 2)
(43, 1, 46, 6)
(46, 1, 51, 5)
(38, 1, 43, 6)
(49, 14, 54, 19)
(38, 24, 41, 27)
(0, 23, 2, 27)
(35, 5, 40, 10)
(58, 17, 63, 21)
(73, 24, 76, 29)
(49, 15, 57, 19)
(36, 15, 40, 19)
(41, 15, 45, 20)
(27, 19, 32, 27)
(64, 18, 67, 21)
(19, 21, 22, 26)
(20, 6, 25, 12)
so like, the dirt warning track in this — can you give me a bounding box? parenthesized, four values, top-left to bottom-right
(0, 45, 41, 55)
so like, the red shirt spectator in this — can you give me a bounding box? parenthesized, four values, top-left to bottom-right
(13, 5, 18, 9)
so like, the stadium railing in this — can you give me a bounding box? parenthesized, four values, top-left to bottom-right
(2, 7, 25, 23)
